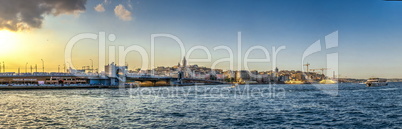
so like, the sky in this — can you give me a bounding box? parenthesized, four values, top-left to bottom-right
(0, 0, 402, 79)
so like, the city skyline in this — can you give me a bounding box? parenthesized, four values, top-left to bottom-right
(0, 0, 402, 78)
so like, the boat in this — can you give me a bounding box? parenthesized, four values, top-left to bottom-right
(285, 80, 305, 84)
(319, 79, 337, 84)
(365, 78, 388, 87)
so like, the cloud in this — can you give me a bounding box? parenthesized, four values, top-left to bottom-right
(114, 4, 132, 21)
(0, 0, 87, 31)
(94, 4, 105, 12)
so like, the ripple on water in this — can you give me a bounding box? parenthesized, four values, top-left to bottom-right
(1, 83, 402, 128)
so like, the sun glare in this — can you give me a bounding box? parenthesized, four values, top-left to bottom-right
(0, 30, 19, 55)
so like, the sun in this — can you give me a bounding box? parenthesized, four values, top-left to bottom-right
(0, 30, 19, 55)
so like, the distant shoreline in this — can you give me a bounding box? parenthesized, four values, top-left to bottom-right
(0, 83, 222, 90)
(0, 85, 110, 90)
(0, 83, 353, 90)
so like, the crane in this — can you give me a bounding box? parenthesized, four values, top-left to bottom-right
(310, 68, 330, 80)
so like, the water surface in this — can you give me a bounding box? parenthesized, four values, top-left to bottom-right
(1, 83, 401, 128)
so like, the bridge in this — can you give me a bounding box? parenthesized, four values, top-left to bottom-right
(0, 72, 177, 86)
(0, 63, 225, 86)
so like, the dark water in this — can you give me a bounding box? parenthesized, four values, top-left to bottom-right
(1, 83, 402, 128)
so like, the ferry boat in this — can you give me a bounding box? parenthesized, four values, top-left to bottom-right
(365, 78, 388, 87)
(285, 80, 305, 84)
(319, 79, 337, 84)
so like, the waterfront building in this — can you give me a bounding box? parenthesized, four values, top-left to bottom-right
(235, 70, 251, 83)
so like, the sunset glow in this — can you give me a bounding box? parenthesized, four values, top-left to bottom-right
(1, 1, 402, 128)
(0, 0, 401, 78)
(0, 30, 19, 56)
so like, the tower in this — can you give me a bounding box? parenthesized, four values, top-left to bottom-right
(182, 57, 187, 68)
(304, 63, 310, 72)
(274, 67, 279, 83)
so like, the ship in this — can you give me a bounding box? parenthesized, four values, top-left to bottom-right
(285, 80, 305, 84)
(319, 79, 337, 84)
(365, 78, 388, 87)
